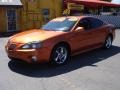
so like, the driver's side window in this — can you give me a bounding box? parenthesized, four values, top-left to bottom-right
(78, 19, 90, 30)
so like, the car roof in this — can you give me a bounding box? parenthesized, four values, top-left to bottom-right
(55, 16, 98, 20)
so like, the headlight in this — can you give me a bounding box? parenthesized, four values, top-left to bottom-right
(21, 41, 42, 49)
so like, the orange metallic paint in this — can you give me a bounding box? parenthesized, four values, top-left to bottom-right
(5, 16, 115, 64)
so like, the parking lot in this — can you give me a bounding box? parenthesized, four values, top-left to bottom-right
(0, 30, 120, 90)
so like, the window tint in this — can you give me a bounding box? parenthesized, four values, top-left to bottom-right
(89, 18, 103, 29)
(42, 17, 78, 31)
(78, 19, 90, 30)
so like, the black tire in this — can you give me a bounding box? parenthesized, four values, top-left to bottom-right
(103, 36, 113, 49)
(50, 44, 70, 65)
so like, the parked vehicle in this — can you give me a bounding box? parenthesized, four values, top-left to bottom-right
(5, 16, 115, 65)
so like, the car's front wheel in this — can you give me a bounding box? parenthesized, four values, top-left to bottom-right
(104, 36, 113, 49)
(50, 44, 70, 65)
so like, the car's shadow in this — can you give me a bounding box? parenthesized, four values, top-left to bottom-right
(8, 46, 120, 78)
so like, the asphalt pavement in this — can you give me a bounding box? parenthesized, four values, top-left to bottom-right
(0, 30, 120, 90)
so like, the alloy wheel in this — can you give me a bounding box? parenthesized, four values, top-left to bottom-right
(105, 36, 112, 49)
(51, 44, 70, 65)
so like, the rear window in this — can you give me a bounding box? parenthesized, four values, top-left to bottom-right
(89, 18, 104, 29)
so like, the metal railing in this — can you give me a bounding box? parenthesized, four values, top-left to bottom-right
(85, 14, 120, 28)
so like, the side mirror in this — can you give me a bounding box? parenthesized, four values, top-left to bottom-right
(75, 27, 84, 32)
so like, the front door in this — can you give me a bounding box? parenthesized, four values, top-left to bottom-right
(71, 18, 93, 53)
(7, 9, 17, 32)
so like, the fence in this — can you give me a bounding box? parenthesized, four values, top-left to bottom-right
(85, 14, 120, 28)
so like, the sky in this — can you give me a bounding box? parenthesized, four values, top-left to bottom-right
(112, 0, 120, 4)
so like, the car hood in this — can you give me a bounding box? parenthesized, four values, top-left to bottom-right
(9, 29, 66, 43)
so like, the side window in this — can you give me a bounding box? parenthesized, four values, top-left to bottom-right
(90, 18, 103, 29)
(78, 19, 90, 30)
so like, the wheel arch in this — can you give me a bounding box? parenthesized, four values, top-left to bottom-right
(49, 41, 71, 65)
(52, 41, 71, 53)
(107, 33, 113, 41)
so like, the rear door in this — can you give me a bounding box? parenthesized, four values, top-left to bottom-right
(88, 17, 107, 47)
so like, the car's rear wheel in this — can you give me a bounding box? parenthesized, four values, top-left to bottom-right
(50, 44, 70, 65)
(104, 36, 113, 49)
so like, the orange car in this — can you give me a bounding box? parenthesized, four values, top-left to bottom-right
(5, 16, 115, 65)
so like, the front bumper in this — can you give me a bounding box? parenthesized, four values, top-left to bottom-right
(5, 46, 51, 64)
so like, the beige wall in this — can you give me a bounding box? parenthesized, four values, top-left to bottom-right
(20, 0, 63, 30)
(0, 0, 63, 32)
(0, 8, 7, 32)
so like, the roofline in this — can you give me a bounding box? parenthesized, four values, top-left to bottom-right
(67, 0, 120, 8)
(55, 15, 95, 20)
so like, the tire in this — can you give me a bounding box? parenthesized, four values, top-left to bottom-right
(103, 36, 113, 49)
(50, 44, 70, 65)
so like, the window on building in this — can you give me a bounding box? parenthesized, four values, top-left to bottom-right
(7, 9, 17, 31)
(42, 9, 50, 16)
(42, 9, 50, 23)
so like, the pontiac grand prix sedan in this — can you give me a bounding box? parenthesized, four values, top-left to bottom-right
(5, 16, 115, 65)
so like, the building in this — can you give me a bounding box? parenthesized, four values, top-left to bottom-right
(64, 0, 120, 15)
(0, 0, 63, 33)
(0, 0, 120, 33)
(0, 0, 22, 33)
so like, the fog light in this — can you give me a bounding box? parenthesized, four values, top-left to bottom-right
(31, 56, 37, 62)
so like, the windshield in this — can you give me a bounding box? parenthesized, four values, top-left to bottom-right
(41, 17, 78, 31)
